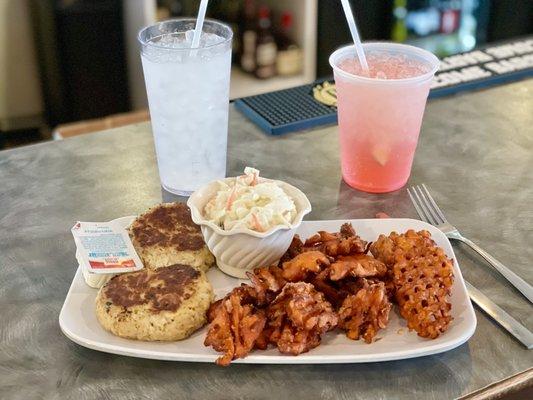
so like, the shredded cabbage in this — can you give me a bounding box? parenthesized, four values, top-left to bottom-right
(203, 167, 296, 232)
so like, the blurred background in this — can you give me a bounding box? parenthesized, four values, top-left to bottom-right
(0, 0, 531, 148)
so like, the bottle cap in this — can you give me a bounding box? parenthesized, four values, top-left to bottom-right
(281, 12, 293, 29)
(258, 5, 270, 19)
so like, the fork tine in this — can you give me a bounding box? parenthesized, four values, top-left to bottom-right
(412, 185, 437, 225)
(421, 184, 448, 223)
(410, 185, 438, 225)
(415, 185, 443, 225)
(407, 188, 427, 222)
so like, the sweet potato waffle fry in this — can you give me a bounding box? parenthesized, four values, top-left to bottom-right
(338, 279, 391, 343)
(205, 224, 454, 364)
(204, 285, 266, 366)
(265, 282, 338, 355)
(370, 229, 454, 339)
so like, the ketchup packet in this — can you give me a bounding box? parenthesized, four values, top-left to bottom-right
(71, 221, 143, 274)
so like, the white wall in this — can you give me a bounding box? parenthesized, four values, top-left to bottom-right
(123, 0, 156, 110)
(0, 0, 43, 130)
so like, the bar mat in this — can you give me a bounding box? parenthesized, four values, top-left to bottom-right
(234, 36, 533, 136)
(234, 80, 337, 136)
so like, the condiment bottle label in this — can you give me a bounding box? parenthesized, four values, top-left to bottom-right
(71, 221, 143, 274)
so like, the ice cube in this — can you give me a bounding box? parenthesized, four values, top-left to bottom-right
(185, 29, 195, 44)
(202, 33, 221, 46)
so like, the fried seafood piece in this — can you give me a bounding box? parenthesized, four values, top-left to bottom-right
(204, 285, 266, 366)
(337, 279, 392, 343)
(374, 274, 396, 300)
(310, 272, 371, 309)
(276, 325, 322, 355)
(247, 265, 286, 306)
(370, 229, 454, 339)
(303, 223, 367, 257)
(281, 251, 330, 282)
(266, 282, 338, 355)
(369, 234, 396, 267)
(308, 269, 344, 307)
(329, 254, 387, 281)
(299, 252, 386, 308)
(279, 235, 304, 264)
(207, 298, 223, 322)
(340, 222, 357, 237)
(253, 326, 272, 351)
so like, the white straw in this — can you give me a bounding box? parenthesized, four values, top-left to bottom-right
(340, 0, 369, 72)
(191, 0, 209, 52)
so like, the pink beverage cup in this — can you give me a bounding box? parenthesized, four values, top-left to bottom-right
(329, 43, 439, 193)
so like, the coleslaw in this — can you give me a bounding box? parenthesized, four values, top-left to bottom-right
(203, 167, 296, 232)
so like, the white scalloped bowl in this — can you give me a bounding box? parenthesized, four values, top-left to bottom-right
(187, 177, 311, 278)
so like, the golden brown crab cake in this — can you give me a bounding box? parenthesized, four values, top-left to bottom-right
(128, 202, 214, 272)
(95, 264, 213, 341)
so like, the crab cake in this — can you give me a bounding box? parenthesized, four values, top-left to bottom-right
(95, 264, 213, 341)
(129, 202, 214, 272)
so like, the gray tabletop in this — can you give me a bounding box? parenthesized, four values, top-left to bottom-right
(1, 79, 532, 400)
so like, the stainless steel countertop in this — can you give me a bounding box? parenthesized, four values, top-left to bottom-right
(1, 80, 532, 400)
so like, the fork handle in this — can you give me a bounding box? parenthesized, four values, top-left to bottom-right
(453, 236, 533, 303)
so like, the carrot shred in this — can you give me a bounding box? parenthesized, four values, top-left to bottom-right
(251, 213, 263, 232)
(250, 172, 258, 186)
(225, 181, 238, 211)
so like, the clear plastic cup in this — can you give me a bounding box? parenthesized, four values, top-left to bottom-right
(330, 42, 439, 193)
(138, 19, 233, 195)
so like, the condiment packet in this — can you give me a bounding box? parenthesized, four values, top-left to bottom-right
(75, 249, 114, 288)
(71, 221, 143, 274)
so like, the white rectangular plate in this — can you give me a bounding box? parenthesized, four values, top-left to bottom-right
(59, 218, 476, 364)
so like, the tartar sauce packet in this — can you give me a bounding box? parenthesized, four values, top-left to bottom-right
(75, 249, 114, 288)
(71, 221, 143, 274)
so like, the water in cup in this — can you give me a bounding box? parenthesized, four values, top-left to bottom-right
(139, 19, 232, 195)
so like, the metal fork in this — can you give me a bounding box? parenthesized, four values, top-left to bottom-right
(407, 184, 533, 303)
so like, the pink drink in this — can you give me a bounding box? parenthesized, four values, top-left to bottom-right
(330, 43, 439, 193)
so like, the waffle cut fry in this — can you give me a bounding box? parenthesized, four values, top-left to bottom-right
(371, 230, 454, 339)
